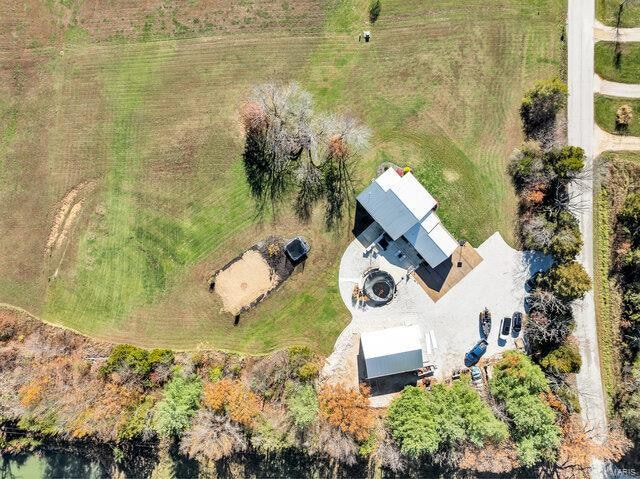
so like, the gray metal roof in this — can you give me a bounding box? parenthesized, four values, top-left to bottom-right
(361, 325, 423, 379)
(356, 168, 458, 267)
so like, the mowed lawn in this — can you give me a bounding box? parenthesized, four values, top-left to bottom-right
(596, 0, 640, 27)
(0, 0, 565, 354)
(595, 42, 640, 84)
(595, 94, 640, 136)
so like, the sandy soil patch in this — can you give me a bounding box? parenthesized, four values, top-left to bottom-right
(45, 180, 95, 257)
(596, 124, 640, 154)
(214, 250, 278, 315)
(45, 186, 81, 255)
(443, 169, 460, 182)
(55, 201, 83, 249)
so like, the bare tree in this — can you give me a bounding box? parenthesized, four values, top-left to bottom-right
(241, 82, 369, 228)
(242, 82, 314, 214)
(294, 160, 323, 222)
(179, 410, 247, 464)
(524, 307, 574, 350)
(520, 213, 554, 251)
(616, 104, 634, 133)
(316, 115, 369, 227)
(372, 429, 407, 473)
(307, 421, 359, 466)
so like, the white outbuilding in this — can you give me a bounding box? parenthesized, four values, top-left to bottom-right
(356, 168, 459, 268)
(360, 325, 423, 379)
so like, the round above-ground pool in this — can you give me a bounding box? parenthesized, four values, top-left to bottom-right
(362, 269, 396, 306)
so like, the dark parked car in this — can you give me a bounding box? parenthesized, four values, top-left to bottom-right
(500, 316, 511, 340)
(465, 339, 488, 366)
(512, 311, 523, 335)
(525, 271, 543, 292)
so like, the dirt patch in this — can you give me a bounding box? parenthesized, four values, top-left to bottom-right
(443, 169, 460, 183)
(45, 185, 81, 255)
(212, 236, 298, 316)
(213, 250, 279, 316)
(45, 180, 95, 257)
(55, 201, 83, 249)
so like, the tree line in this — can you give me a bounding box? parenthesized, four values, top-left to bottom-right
(600, 159, 640, 453)
(506, 77, 632, 474)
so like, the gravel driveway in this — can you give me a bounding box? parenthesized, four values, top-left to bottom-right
(321, 232, 551, 404)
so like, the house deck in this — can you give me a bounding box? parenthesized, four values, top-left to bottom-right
(412, 243, 483, 302)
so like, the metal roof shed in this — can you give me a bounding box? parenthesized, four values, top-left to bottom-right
(360, 325, 423, 379)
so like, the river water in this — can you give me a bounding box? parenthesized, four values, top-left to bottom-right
(1, 447, 369, 479)
(1, 450, 105, 479)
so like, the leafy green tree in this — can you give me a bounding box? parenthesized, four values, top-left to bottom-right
(285, 383, 318, 429)
(490, 352, 561, 466)
(619, 192, 640, 239)
(490, 352, 549, 399)
(540, 342, 582, 374)
(623, 282, 640, 322)
(251, 417, 293, 454)
(99, 344, 174, 379)
(429, 380, 508, 447)
(387, 387, 438, 457)
(153, 372, 202, 438)
(288, 346, 319, 381)
(520, 77, 568, 140)
(118, 396, 156, 441)
(387, 382, 507, 458)
(621, 390, 640, 438)
(506, 394, 560, 465)
(546, 261, 591, 301)
(548, 223, 583, 263)
(545, 146, 585, 179)
(622, 248, 640, 279)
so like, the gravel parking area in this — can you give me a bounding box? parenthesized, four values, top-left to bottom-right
(321, 232, 552, 402)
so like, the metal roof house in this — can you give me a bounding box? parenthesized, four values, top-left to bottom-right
(356, 168, 458, 268)
(360, 325, 423, 379)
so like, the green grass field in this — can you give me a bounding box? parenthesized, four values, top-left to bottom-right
(595, 168, 616, 404)
(597, 0, 640, 27)
(595, 94, 640, 136)
(595, 41, 640, 84)
(0, 0, 566, 353)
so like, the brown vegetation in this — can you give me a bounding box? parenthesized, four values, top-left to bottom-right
(179, 410, 248, 464)
(318, 384, 374, 442)
(554, 415, 630, 477)
(616, 104, 634, 130)
(203, 379, 261, 428)
(458, 441, 519, 474)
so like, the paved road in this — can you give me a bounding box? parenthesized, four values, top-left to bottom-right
(567, 0, 609, 477)
(595, 73, 640, 97)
